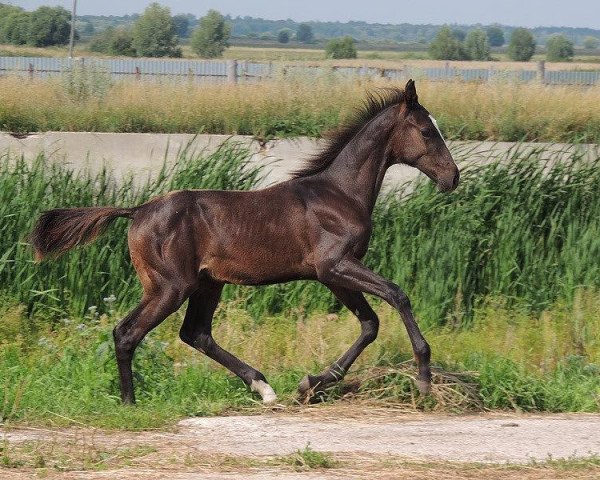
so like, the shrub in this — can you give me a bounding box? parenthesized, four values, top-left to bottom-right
(190, 9, 230, 58)
(325, 36, 357, 59)
(277, 29, 290, 44)
(464, 29, 490, 60)
(132, 3, 181, 58)
(429, 26, 467, 60)
(507, 28, 536, 61)
(546, 34, 574, 62)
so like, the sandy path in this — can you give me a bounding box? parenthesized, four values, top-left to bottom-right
(177, 412, 600, 462)
(2, 410, 600, 479)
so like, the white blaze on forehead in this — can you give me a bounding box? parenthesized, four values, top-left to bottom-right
(428, 114, 448, 148)
(251, 379, 278, 404)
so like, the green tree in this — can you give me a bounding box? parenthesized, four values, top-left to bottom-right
(464, 29, 490, 60)
(190, 10, 231, 58)
(296, 23, 314, 43)
(109, 27, 136, 56)
(429, 26, 467, 60)
(132, 3, 181, 58)
(325, 36, 357, 59)
(0, 3, 24, 42)
(486, 26, 505, 47)
(27, 6, 71, 47)
(90, 27, 135, 56)
(507, 28, 536, 61)
(172, 14, 190, 38)
(277, 29, 290, 44)
(583, 36, 599, 49)
(82, 21, 95, 36)
(3, 11, 30, 45)
(546, 34, 574, 62)
(451, 28, 466, 41)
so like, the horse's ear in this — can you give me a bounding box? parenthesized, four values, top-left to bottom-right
(404, 79, 418, 108)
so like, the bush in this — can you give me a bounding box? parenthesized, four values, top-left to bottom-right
(464, 29, 490, 60)
(296, 23, 314, 43)
(277, 29, 290, 44)
(507, 28, 536, 61)
(132, 3, 181, 58)
(429, 26, 467, 60)
(90, 27, 136, 57)
(190, 9, 230, 58)
(325, 36, 357, 59)
(546, 34, 574, 62)
(583, 36, 599, 50)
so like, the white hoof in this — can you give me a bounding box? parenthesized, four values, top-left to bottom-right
(251, 380, 278, 404)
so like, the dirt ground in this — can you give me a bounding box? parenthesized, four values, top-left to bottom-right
(2, 407, 600, 479)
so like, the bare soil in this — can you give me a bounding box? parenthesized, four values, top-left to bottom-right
(2, 408, 600, 479)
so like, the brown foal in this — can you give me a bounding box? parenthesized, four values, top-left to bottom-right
(30, 80, 459, 405)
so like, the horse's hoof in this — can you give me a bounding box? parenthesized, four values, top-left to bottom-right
(251, 379, 278, 404)
(416, 378, 431, 395)
(298, 375, 312, 395)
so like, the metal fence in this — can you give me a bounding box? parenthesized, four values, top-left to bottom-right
(1, 56, 599, 86)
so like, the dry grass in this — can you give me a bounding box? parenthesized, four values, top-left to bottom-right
(182, 291, 600, 378)
(1, 74, 600, 142)
(2, 433, 599, 479)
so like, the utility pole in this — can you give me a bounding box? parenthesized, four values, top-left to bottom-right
(68, 0, 77, 58)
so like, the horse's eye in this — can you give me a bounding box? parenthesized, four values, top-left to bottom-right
(420, 128, 436, 139)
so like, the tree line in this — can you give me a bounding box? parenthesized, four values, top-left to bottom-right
(429, 26, 580, 62)
(1, 2, 598, 62)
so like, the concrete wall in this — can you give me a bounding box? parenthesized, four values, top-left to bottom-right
(1, 132, 597, 189)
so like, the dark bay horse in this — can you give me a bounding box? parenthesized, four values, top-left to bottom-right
(30, 80, 459, 405)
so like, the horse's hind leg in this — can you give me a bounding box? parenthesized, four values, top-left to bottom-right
(179, 280, 277, 404)
(298, 286, 379, 396)
(113, 285, 189, 404)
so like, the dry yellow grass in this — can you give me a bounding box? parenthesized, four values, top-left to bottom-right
(1, 73, 599, 142)
(152, 289, 600, 378)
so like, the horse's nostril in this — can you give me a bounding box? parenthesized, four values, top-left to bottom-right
(452, 170, 460, 188)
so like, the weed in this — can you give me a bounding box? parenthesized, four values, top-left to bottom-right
(281, 443, 339, 470)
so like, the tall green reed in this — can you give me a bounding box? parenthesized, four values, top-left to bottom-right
(0, 142, 262, 317)
(1, 142, 600, 326)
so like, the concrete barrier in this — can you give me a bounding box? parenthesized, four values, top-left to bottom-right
(1, 132, 598, 189)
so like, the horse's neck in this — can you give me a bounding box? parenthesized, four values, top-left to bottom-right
(320, 110, 394, 212)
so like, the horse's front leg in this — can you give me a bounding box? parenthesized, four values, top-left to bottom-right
(298, 286, 379, 396)
(315, 255, 432, 395)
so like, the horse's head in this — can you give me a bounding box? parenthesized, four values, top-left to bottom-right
(387, 80, 459, 192)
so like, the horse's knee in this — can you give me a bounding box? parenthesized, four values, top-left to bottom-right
(178, 325, 194, 346)
(113, 326, 136, 359)
(192, 332, 216, 354)
(362, 318, 379, 344)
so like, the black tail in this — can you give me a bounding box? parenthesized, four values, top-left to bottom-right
(29, 207, 134, 261)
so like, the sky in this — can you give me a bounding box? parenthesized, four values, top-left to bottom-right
(10, 0, 600, 29)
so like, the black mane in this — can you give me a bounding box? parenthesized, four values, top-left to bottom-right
(290, 88, 406, 178)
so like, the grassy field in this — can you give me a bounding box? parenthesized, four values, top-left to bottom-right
(0, 143, 600, 427)
(3, 41, 600, 66)
(1, 286, 599, 428)
(1, 75, 600, 143)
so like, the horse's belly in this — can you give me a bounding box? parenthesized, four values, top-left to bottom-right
(202, 248, 314, 286)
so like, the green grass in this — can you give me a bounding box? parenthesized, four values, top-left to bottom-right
(0, 293, 598, 429)
(1, 142, 600, 426)
(2, 143, 600, 325)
